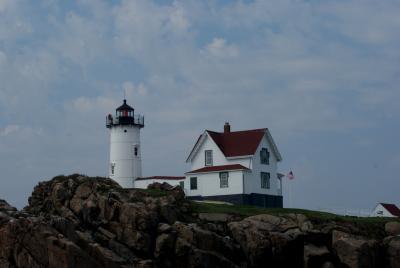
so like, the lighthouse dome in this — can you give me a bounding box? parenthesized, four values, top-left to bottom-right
(106, 99, 144, 128)
(116, 99, 134, 112)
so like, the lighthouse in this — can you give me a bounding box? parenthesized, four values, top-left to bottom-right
(106, 99, 144, 188)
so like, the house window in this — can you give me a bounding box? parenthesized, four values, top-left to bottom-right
(205, 150, 213, 166)
(179, 181, 184, 189)
(110, 163, 115, 175)
(277, 177, 282, 190)
(190, 177, 198, 190)
(260, 148, 270, 165)
(219, 172, 229, 188)
(261, 172, 270, 189)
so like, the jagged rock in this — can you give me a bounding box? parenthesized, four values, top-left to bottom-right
(304, 243, 331, 268)
(385, 221, 400, 236)
(332, 230, 381, 268)
(1, 175, 190, 267)
(0, 175, 395, 267)
(154, 232, 176, 268)
(198, 213, 232, 222)
(384, 236, 400, 268)
(321, 261, 336, 268)
(148, 182, 173, 191)
(0, 200, 16, 212)
(172, 222, 243, 267)
(228, 215, 304, 267)
(158, 223, 172, 234)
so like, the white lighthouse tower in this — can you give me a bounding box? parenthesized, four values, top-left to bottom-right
(106, 99, 144, 188)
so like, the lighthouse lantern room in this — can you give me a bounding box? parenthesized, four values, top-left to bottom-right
(106, 99, 144, 188)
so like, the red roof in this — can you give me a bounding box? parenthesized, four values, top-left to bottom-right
(136, 176, 185, 181)
(207, 129, 266, 157)
(186, 164, 250, 174)
(381, 203, 400, 217)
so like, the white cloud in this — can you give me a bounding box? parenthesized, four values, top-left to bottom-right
(70, 96, 118, 114)
(1, 0, 400, 211)
(168, 2, 190, 31)
(0, 125, 43, 137)
(0, 0, 13, 12)
(320, 1, 400, 45)
(123, 81, 148, 98)
(203, 38, 239, 58)
(0, 0, 32, 40)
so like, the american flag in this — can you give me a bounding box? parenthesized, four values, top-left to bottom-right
(287, 171, 295, 180)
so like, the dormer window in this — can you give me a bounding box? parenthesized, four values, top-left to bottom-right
(205, 150, 213, 166)
(260, 148, 270, 165)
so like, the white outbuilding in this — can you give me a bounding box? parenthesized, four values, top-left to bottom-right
(184, 123, 284, 208)
(106, 99, 144, 188)
(370, 203, 400, 217)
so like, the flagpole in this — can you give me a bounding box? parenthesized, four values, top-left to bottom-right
(286, 170, 294, 208)
(289, 179, 292, 208)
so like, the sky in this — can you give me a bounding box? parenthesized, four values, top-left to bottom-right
(0, 0, 399, 211)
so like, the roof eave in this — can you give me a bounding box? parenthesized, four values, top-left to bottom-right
(185, 131, 207, 163)
(185, 168, 250, 175)
(265, 129, 283, 162)
(226, 155, 253, 160)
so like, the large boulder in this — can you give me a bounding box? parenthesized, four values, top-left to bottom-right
(303, 243, 331, 268)
(0, 200, 17, 213)
(228, 214, 305, 267)
(385, 221, 400, 236)
(332, 230, 382, 268)
(384, 236, 400, 268)
(171, 222, 243, 267)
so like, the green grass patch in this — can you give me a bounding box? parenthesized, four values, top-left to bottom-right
(190, 201, 398, 224)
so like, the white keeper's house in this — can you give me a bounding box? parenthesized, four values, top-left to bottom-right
(184, 123, 284, 208)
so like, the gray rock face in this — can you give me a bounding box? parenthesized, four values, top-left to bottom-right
(0, 174, 397, 267)
(386, 221, 400, 236)
(304, 244, 330, 267)
(0, 199, 17, 212)
(332, 230, 381, 268)
(384, 236, 400, 268)
(1, 175, 187, 268)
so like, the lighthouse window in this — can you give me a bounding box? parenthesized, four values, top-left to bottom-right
(134, 146, 138, 156)
(111, 163, 115, 175)
(124, 129, 127, 133)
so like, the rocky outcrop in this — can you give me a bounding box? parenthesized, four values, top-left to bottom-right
(384, 236, 400, 268)
(332, 230, 381, 268)
(385, 222, 400, 236)
(0, 174, 399, 267)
